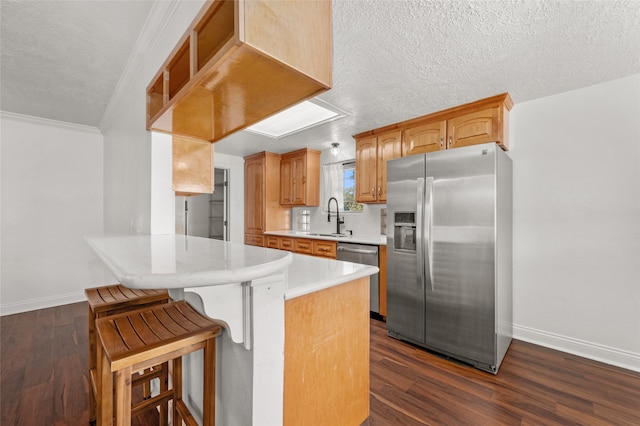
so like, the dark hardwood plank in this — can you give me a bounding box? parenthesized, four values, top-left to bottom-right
(2, 303, 639, 425)
(367, 318, 640, 426)
(1, 302, 158, 425)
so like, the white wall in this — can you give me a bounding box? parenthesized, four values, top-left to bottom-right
(101, 1, 205, 235)
(0, 113, 107, 314)
(510, 74, 640, 371)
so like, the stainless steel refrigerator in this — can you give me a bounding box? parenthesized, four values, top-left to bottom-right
(386, 142, 512, 374)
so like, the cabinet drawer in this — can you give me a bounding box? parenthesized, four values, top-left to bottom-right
(313, 240, 336, 258)
(245, 234, 264, 247)
(294, 238, 313, 254)
(265, 235, 279, 249)
(279, 237, 295, 251)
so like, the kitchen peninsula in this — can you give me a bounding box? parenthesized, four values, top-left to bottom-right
(86, 234, 377, 425)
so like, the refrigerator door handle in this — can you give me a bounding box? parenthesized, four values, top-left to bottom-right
(416, 177, 426, 290)
(425, 177, 434, 291)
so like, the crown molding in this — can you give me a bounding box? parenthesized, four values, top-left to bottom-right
(99, 0, 183, 132)
(0, 110, 102, 134)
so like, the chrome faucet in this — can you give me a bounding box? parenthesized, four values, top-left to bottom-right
(327, 197, 344, 235)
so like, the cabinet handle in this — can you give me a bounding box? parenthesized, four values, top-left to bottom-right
(440, 138, 444, 149)
(378, 186, 381, 196)
(448, 136, 453, 148)
(371, 188, 375, 196)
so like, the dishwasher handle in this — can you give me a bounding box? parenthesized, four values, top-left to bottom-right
(337, 246, 378, 255)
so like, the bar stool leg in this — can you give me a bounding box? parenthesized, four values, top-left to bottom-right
(203, 338, 216, 426)
(160, 365, 169, 426)
(115, 366, 132, 426)
(97, 343, 113, 426)
(172, 356, 183, 425)
(88, 306, 97, 424)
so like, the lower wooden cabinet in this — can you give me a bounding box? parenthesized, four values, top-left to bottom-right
(244, 234, 264, 247)
(294, 239, 313, 255)
(312, 240, 336, 258)
(262, 235, 338, 259)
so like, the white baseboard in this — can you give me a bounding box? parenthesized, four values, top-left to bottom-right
(0, 292, 86, 316)
(513, 323, 640, 373)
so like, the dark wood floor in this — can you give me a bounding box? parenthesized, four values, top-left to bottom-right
(2, 302, 639, 425)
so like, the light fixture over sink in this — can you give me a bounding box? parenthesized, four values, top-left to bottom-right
(330, 143, 340, 156)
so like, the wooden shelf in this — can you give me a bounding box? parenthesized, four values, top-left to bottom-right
(167, 38, 191, 100)
(146, 0, 332, 143)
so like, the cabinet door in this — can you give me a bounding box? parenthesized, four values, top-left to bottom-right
(280, 156, 294, 205)
(173, 136, 214, 195)
(312, 240, 336, 258)
(376, 130, 402, 202)
(294, 239, 313, 254)
(447, 107, 500, 149)
(266, 235, 279, 249)
(279, 237, 295, 251)
(355, 136, 378, 203)
(403, 120, 446, 156)
(291, 154, 307, 205)
(244, 156, 264, 235)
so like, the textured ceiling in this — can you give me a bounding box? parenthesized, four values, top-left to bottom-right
(0, 0, 153, 126)
(1, 0, 639, 156)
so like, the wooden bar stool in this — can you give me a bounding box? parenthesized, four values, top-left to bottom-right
(85, 284, 170, 424)
(95, 300, 222, 426)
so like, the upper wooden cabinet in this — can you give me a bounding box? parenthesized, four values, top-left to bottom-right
(147, 0, 332, 143)
(244, 151, 290, 246)
(355, 130, 402, 203)
(280, 148, 320, 206)
(356, 93, 514, 157)
(403, 120, 446, 156)
(172, 136, 214, 195)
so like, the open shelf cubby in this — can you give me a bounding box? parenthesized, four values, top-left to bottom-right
(196, 0, 235, 72)
(167, 38, 191, 101)
(147, 73, 164, 121)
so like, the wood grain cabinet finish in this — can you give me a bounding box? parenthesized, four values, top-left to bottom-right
(355, 130, 402, 204)
(280, 148, 320, 206)
(355, 93, 513, 169)
(446, 106, 503, 149)
(284, 277, 369, 426)
(294, 239, 313, 255)
(147, 0, 332, 143)
(312, 240, 337, 259)
(172, 136, 214, 195)
(243, 152, 290, 247)
(278, 237, 295, 251)
(403, 120, 446, 156)
(265, 235, 279, 249)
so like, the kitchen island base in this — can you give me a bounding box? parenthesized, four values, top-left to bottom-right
(284, 276, 370, 426)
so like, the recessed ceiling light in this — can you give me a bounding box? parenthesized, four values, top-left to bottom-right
(246, 99, 347, 139)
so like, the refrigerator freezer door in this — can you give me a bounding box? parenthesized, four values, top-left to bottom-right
(386, 154, 426, 344)
(425, 143, 497, 366)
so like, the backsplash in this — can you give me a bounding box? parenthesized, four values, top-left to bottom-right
(291, 204, 386, 237)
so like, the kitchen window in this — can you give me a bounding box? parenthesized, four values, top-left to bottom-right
(321, 161, 363, 212)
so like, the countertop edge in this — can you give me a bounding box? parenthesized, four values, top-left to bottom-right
(284, 264, 379, 300)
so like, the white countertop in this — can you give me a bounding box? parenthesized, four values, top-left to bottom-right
(85, 234, 292, 289)
(284, 253, 378, 299)
(265, 230, 386, 246)
(86, 234, 378, 298)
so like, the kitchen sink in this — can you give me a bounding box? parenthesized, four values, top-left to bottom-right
(309, 233, 350, 238)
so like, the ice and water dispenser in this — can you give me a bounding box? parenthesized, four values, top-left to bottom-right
(393, 212, 416, 252)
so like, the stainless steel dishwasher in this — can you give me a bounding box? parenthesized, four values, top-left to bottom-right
(337, 242, 380, 314)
